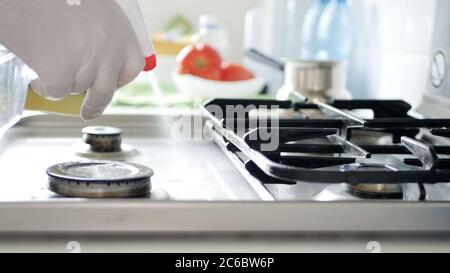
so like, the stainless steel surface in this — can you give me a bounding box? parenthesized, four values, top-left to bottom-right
(1, 113, 450, 235)
(0, 114, 261, 203)
(210, 126, 276, 201)
(74, 142, 137, 160)
(2, 234, 450, 253)
(2, 201, 450, 233)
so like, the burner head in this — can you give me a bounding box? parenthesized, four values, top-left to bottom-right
(341, 163, 403, 199)
(347, 184, 403, 199)
(82, 126, 122, 153)
(47, 161, 154, 198)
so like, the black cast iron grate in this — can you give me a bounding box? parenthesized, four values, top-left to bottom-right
(202, 98, 450, 185)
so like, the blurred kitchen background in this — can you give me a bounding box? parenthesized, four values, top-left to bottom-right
(110, 0, 439, 110)
(140, 0, 261, 61)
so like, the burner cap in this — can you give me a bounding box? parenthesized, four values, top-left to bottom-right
(47, 161, 154, 198)
(82, 126, 122, 153)
(82, 126, 122, 136)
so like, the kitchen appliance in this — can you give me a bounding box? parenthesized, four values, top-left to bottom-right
(3, 0, 450, 253)
(1, 104, 450, 251)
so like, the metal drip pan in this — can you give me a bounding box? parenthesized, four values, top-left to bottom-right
(47, 161, 154, 198)
(74, 142, 137, 160)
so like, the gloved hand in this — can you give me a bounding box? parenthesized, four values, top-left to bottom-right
(0, 0, 146, 120)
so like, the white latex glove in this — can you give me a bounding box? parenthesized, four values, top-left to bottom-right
(0, 0, 146, 120)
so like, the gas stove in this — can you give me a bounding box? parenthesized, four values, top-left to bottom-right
(202, 98, 450, 202)
(1, 105, 450, 237)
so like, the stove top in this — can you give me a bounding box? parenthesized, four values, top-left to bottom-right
(202, 98, 450, 202)
(2, 110, 450, 234)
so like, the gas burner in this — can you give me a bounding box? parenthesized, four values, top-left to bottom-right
(83, 126, 122, 152)
(47, 161, 154, 198)
(341, 164, 403, 199)
(75, 126, 136, 159)
(313, 184, 402, 201)
(346, 184, 403, 199)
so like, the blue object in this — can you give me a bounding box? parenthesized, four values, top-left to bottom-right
(301, 0, 355, 61)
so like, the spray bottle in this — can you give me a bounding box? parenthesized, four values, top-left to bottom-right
(25, 0, 156, 115)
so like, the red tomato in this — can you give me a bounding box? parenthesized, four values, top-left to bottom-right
(177, 44, 222, 80)
(221, 63, 255, 81)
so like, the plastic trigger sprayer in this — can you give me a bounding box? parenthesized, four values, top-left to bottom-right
(116, 0, 167, 104)
(115, 0, 157, 72)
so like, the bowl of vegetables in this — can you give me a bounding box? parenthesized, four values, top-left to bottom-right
(173, 44, 265, 99)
